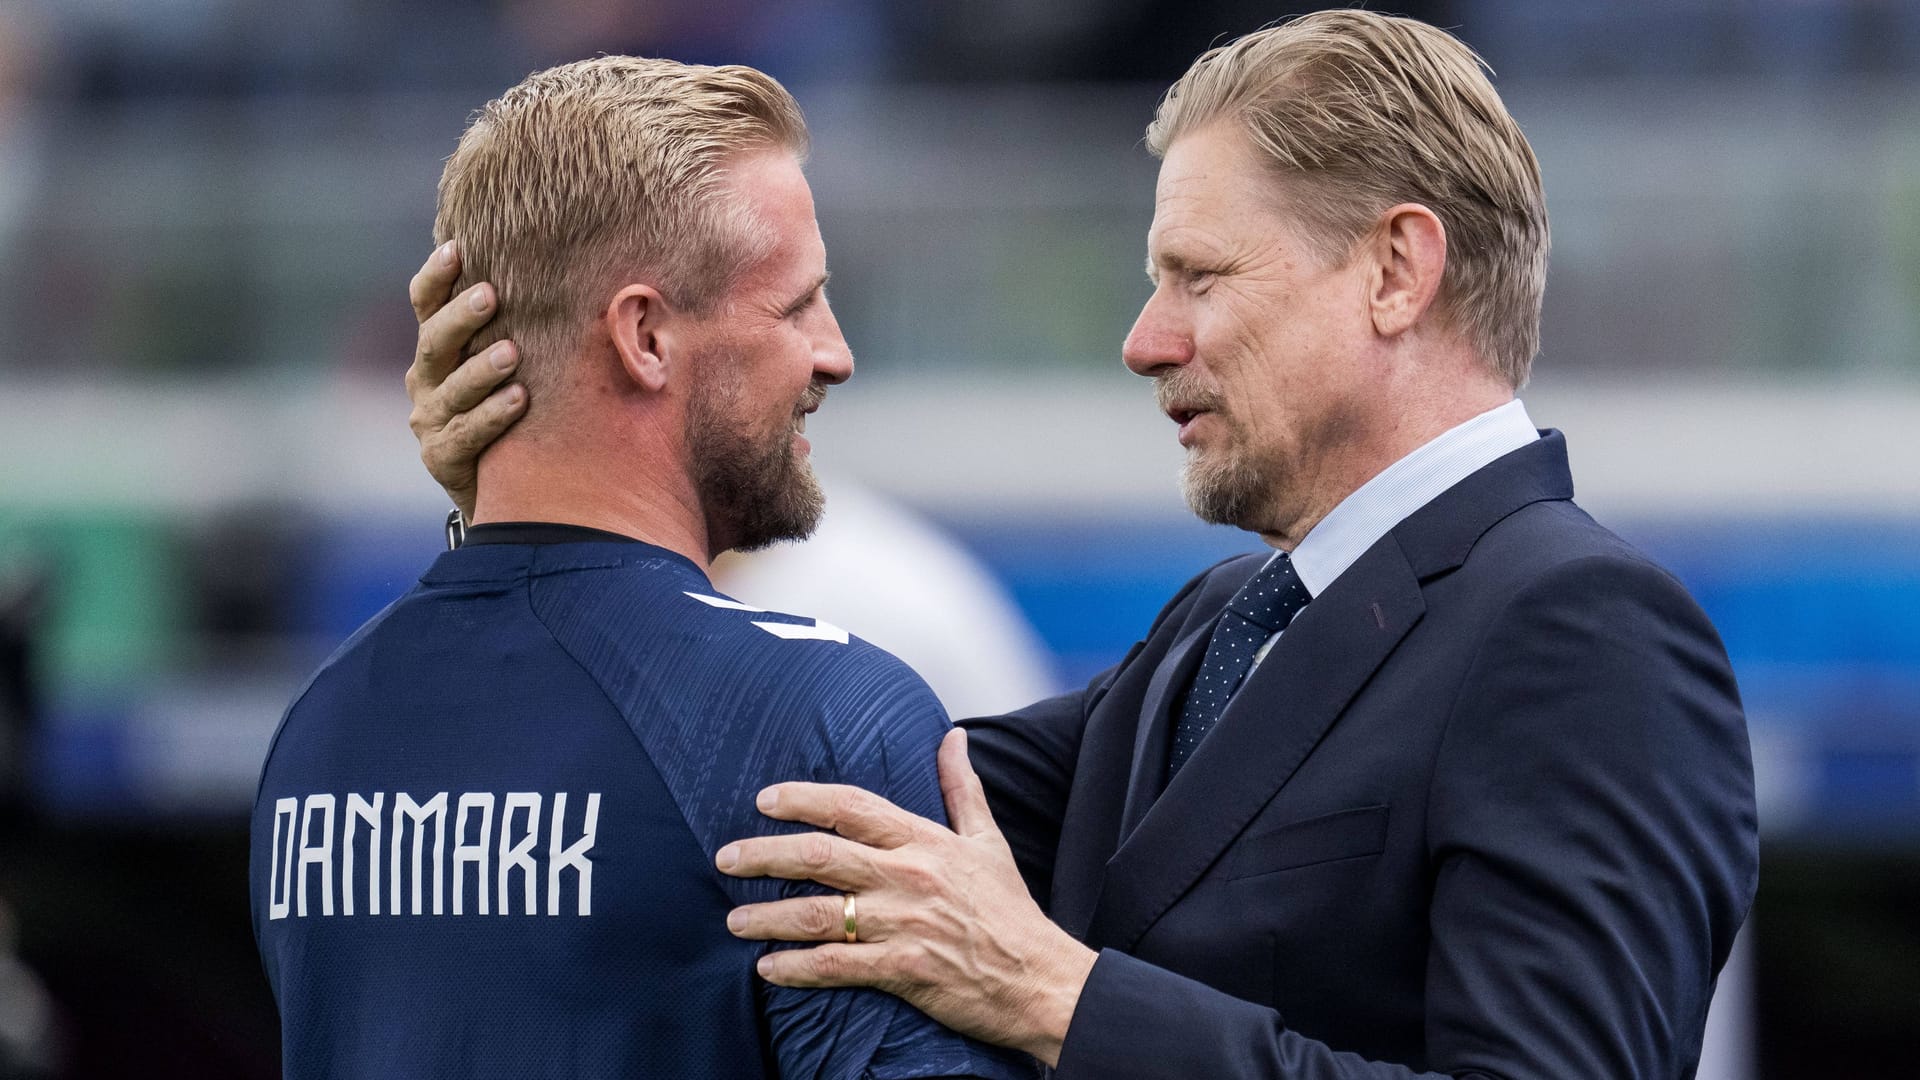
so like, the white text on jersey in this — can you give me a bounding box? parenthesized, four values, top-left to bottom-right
(266, 791, 600, 919)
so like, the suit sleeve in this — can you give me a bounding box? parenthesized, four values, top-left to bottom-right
(1053, 555, 1757, 1079)
(960, 679, 1104, 906)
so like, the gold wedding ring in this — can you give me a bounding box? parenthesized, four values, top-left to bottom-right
(842, 893, 858, 943)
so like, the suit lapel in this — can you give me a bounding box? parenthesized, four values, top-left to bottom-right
(1086, 535, 1426, 953)
(1050, 563, 1253, 941)
(1117, 619, 1212, 840)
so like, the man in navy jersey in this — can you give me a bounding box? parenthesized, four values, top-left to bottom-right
(250, 56, 1034, 1080)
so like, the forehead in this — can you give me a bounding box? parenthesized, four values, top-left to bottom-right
(1148, 124, 1302, 258)
(719, 147, 825, 283)
(723, 146, 816, 225)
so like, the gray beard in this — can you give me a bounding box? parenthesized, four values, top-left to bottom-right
(1179, 443, 1269, 529)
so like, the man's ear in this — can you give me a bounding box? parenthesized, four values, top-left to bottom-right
(1364, 203, 1447, 339)
(605, 283, 676, 393)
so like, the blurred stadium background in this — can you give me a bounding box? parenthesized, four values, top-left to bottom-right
(0, 0, 1916, 1075)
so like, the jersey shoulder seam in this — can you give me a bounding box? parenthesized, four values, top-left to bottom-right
(516, 569, 729, 874)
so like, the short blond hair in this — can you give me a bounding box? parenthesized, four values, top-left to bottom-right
(434, 56, 808, 397)
(1147, 10, 1548, 387)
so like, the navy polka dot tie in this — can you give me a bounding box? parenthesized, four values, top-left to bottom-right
(1168, 553, 1312, 778)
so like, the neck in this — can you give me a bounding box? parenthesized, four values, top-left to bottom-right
(1257, 358, 1513, 551)
(471, 415, 714, 572)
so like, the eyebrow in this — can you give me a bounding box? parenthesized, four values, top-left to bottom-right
(1145, 252, 1198, 282)
(791, 271, 831, 307)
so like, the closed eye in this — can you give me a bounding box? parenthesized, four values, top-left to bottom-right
(1145, 255, 1218, 294)
(784, 273, 831, 318)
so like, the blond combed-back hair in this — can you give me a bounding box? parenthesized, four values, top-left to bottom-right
(1147, 9, 1548, 387)
(434, 56, 808, 399)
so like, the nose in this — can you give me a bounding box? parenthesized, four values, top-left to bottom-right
(813, 300, 854, 385)
(1122, 288, 1193, 377)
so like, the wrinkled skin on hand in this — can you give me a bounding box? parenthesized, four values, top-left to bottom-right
(405, 242, 526, 521)
(716, 729, 1098, 1068)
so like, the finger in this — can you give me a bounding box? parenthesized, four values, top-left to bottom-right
(938, 727, 997, 838)
(426, 384, 526, 469)
(714, 831, 878, 891)
(408, 282, 496, 390)
(754, 782, 927, 849)
(755, 942, 887, 989)
(408, 240, 462, 322)
(727, 894, 881, 943)
(423, 342, 519, 429)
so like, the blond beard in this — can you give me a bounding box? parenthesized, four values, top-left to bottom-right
(686, 372, 827, 553)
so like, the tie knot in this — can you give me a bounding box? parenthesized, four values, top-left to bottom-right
(1225, 553, 1311, 633)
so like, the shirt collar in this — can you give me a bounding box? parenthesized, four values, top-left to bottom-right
(1287, 399, 1539, 597)
(444, 521, 711, 584)
(462, 521, 647, 547)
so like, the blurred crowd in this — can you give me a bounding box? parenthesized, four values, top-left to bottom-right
(1, 0, 1918, 380)
(9, 0, 1920, 102)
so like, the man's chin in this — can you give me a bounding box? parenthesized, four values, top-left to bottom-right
(725, 519, 821, 554)
(1180, 456, 1265, 529)
(727, 517, 819, 553)
(720, 468, 826, 553)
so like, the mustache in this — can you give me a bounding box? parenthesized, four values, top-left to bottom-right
(1154, 371, 1225, 414)
(796, 380, 828, 416)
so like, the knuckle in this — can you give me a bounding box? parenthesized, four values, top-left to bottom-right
(450, 432, 483, 460)
(806, 899, 837, 938)
(829, 789, 864, 828)
(898, 858, 939, 894)
(459, 415, 499, 454)
(439, 362, 474, 404)
(897, 948, 931, 985)
(460, 386, 492, 422)
(435, 415, 467, 453)
(800, 835, 836, 872)
(812, 948, 846, 981)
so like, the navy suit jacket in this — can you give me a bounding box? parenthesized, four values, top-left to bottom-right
(963, 433, 1758, 1078)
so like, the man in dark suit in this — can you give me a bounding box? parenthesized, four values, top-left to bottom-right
(402, 10, 1756, 1077)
